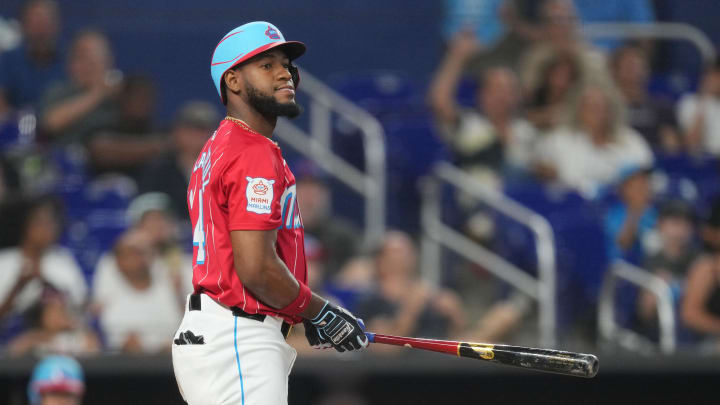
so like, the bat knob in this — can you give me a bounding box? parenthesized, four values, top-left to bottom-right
(357, 319, 375, 343)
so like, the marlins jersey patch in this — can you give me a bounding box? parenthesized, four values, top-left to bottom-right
(245, 176, 275, 214)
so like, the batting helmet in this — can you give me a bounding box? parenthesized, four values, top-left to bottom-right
(210, 21, 306, 103)
(27, 355, 85, 405)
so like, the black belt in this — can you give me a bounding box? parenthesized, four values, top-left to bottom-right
(189, 293, 292, 339)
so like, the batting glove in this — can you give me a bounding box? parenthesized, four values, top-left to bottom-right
(308, 301, 369, 352)
(303, 319, 332, 349)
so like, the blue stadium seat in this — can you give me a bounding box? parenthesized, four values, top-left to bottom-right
(328, 70, 424, 118)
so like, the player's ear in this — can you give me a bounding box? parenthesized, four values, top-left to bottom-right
(224, 69, 243, 97)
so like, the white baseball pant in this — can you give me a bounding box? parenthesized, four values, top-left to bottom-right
(172, 293, 297, 405)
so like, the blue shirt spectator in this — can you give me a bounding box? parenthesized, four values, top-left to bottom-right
(604, 166, 657, 264)
(0, 0, 64, 112)
(0, 43, 64, 110)
(573, 0, 655, 51)
(443, 0, 506, 46)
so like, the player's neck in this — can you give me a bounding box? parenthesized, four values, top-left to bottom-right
(226, 104, 276, 139)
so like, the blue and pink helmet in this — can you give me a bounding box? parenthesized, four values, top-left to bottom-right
(210, 21, 306, 103)
(27, 355, 85, 405)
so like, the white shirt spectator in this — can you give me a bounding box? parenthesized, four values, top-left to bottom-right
(0, 247, 87, 312)
(92, 253, 182, 352)
(448, 110, 537, 171)
(677, 94, 720, 156)
(536, 126, 653, 198)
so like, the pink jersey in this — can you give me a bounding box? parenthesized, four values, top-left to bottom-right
(187, 119, 307, 324)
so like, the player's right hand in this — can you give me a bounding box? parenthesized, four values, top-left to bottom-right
(308, 301, 369, 352)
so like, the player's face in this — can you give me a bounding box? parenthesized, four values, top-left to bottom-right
(42, 392, 81, 405)
(238, 49, 301, 118)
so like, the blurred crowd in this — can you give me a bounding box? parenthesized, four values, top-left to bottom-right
(429, 0, 720, 353)
(1, 0, 720, 371)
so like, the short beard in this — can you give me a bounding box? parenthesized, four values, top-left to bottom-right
(246, 83, 301, 119)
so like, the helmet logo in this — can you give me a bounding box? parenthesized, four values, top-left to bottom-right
(265, 26, 281, 40)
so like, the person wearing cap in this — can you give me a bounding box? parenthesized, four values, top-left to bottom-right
(139, 100, 220, 223)
(27, 355, 84, 405)
(603, 164, 657, 265)
(126, 191, 194, 301)
(172, 22, 368, 405)
(91, 228, 182, 353)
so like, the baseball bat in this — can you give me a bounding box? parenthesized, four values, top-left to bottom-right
(364, 332, 599, 378)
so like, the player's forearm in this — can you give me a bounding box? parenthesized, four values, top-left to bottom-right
(237, 258, 323, 318)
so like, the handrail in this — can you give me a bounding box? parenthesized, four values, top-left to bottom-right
(274, 67, 386, 247)
(420, 161, 557, 347)
(598, 260, 676, 354)
(582, 22, 716, 64)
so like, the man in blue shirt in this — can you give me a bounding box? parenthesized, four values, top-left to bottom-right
(0, 0, 64, 115)
(604, 165, 657, 265)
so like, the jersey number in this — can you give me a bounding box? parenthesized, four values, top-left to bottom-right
(193, 188, 206, 265)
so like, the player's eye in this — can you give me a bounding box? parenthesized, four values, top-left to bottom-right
(261, 63, 272, 70)
(282, 63, 290, 70)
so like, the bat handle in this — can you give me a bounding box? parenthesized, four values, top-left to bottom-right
(357, 319, 375, 343)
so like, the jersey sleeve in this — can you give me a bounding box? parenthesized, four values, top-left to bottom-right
(222, 142, 284, 230)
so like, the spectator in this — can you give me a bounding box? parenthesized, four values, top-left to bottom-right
(125, 192, 193, 301)
(27, 355, 85, 405)
(525, 50, 583, 132)
(296, 168, 360, 277)
(442, 0, 508, 49)
(0, 197, 87, 321)
(534, 83, 653, 198)
(139, 100, 219, 222)
(681, 202, 720, 349)
(0, 157, 20, 203)
(6, 288, 100, 357)
(87, 75, 168, 179)
(355, 231, 466, 341)
(429, 32, 536, 186)
(519, 0, 609, 103)
(443, 1, 545, 74)
(603, 166, 657, 265)
(91, 229, 181, 353)
(611, 43, 680, 152)
(0, 0, 63, 116)
(677, 59, 720, 157)
(572, 0, 655, 52)
(638, 200, 698, 327)
(39, 29, 120, 144)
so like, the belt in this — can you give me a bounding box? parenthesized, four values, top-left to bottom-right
(189, 293, 292, 339)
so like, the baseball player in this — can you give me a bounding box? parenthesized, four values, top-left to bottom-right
(172, 21, 369, 405)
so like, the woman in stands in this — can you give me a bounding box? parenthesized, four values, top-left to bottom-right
(682, 201, 720, 350)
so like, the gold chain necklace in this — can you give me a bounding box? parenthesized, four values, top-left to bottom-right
(224, 116, 258, 134)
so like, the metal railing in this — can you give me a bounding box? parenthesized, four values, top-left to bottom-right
(275, 67, 386, 247)
(582, 22, 716, 64)
(420, 162, 557, 347)
(598, 260, 676, 354)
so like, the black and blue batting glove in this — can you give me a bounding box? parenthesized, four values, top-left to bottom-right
(303, 319, 332, 350)
(308, 301, 369, 352)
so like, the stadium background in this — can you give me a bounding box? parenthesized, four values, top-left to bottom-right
(1, 0, 720, 404)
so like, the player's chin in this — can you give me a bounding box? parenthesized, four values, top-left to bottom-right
(275, 100, 302, 118)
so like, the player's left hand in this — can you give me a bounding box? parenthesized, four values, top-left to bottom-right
(308, 301, 369, 352)
(303, 319, 332, 350)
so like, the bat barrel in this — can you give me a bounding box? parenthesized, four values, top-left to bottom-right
(458, 343, 599, 378)
(368, 333, 599, 378)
